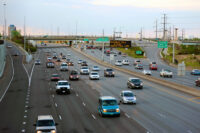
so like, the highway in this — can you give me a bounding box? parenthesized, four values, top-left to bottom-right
(0, 43, 200, 133)
(82, 44, 199, 89)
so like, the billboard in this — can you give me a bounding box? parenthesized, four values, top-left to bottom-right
(110, 40, 131, 48)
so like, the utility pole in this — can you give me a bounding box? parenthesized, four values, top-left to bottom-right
(24, 16, 26, 50)
(155, 19, 158, 39)
(162, 14, 167, 40)
(182, 29, 185, 41)
(75, 21, 78, 45)
(3, 3, 7, 41)
(140, 28, 143, 41)
(102, 29, 104, 61)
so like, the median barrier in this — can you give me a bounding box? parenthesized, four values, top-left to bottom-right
(72, 47, 200, 97)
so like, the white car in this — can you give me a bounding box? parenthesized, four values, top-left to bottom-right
(67, 53, 71, 56)
(89, 72, 100, 80)
(122, 59, 130, 65)
(120, 90, 136, 104)
(34, 115, 57, 133)
(115, 60, 122, 66)
(92, 66, 100, 71)
(60, 62, 68, 71)
(47, 57, 52, 61)
(142, 69, 152, 75)
(160, 69, 173, 78)
(56, 80, 71, 94)
(78, 59, 83, 64)
(80, 66, 90, 75)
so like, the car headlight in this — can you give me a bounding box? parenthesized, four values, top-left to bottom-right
(103, 109, 107, 112)
(116, 108, 120, 112)
(37, 131, 42, 133)
(112, 72, 115, 74)
(131, 83, 135, 86)
(133, 97, 136, 100)
(140, 82, 143, 86)
(51, 130, 56, 133)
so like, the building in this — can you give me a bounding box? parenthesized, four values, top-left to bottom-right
(8, 25, 16, 39)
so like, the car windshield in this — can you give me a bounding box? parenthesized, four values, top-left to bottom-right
(61, 64, 67, 66)
(194, 69, 200, 72)
(58, 82, 68, 85)
(138, 64, 143, 66)
(124, 92, 134, 97)
(102, 100, 117, 106)
(131, 79, 141, 83)
(164, 69, 171, 72)
(82, 67, 88, 69)
(71, 71, 78, 75)
(37, 120, 55, 127)
(52, 74, 59, 77)
(106, 69, 113, 72)
(36, 60, 40, 62)
(93, 66, 98, 68)
(118, 61, 122, 63)
(136, 60, 141, 62)
(91, 73, 98, 75)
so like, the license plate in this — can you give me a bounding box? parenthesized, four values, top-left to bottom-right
(62, 91, 66, 93)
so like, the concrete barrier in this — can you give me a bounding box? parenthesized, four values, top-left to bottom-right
(72, 47, 200, 97)
(0, 44, 6, 78)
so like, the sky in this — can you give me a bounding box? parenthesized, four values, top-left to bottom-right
(0, 0, 200, 38)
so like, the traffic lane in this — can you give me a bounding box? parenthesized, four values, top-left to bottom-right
(45, 48, 147, 133)
(84, 49, 198, 88)
(0, 47, 29, 133)
(62, 48, 200, 133)
(25, 49, 62, 133)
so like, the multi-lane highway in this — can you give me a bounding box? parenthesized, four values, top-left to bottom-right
(83, 44, 199, 89)
(0, 42, 200, 133)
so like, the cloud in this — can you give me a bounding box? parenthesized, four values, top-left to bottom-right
(90, 0, 200, 10)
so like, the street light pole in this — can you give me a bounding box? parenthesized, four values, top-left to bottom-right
(24, 16, 26, 51)
(173, 43, 175, 63)
(101, 29, 104, 61)
(3, 3, 6, 41)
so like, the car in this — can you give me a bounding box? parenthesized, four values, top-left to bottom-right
(122, 59, 130, 65)
(7, 45, 12, 48)
(13, 52, 19, 56)
(127, 77, 143, 89)
(62, 55, 66, 59)
(60, 62, 68, 71)
(120, 90, 136, 104)
(191, 69, 200, 75)
(115, 60, 122, 66)
(66, 58, 71, 62)
(122, 53, 127, 57)
(33, 115, 58, 133)
(89, 72, 100, 80)
(51, 74, 60, 81)
(81, 61, 88, 66)
(142, 69, 152, 75)
(67, 61, 74, 66)
(135, 64, 143, 69)
(35, 59, 41, 65)
(98, 96, 120, 117)
(55, 80, 71, 94)
(46, 62, 55, 68)
(80, 66, 90, 75)
(134, 60, 141, 66)
(69, 70, 79, 80)
(47, 57, 52, 61)
(149, 64, 158, 70)
(78, 59, 83, 64)
(118, 52, 121, 55)
(104, 68, 115, 77)
(160, 69, 173, 78)
(67, 53, 71, 56)
(195, 78, 200, 87)
(92, 66, 100, 71)
(57, 57, 61, 62)
(53, 55, 57, 59)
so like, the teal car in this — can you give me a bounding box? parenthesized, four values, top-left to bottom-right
(98, 96, 120, 117)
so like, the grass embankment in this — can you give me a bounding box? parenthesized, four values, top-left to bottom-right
(162, 44, 200, 69)
(117, 47, 144, 58)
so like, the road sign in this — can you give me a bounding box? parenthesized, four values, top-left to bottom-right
(158, 41, 168, 48)
(110, 40, 131, 48)
(96, 37, 109, 42)
(84, 38, 89, 41)
(136, 51, 142, 55)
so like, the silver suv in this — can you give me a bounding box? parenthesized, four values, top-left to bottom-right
(60, 62, 68, 71)
(34, 115, 58, 133)
(56, 80, 71, 94)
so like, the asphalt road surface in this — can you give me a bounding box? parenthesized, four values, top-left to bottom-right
(0, 44, 200, 133)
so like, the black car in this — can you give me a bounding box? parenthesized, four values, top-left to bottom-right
(57, 58, 61, 62)
(127, 78, 143, 89)
(104, 68, 115, 77)
(69, 70, 79, 80)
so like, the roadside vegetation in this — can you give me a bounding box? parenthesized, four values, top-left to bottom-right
(11, 30, 37, 53)
(162, 43, 200, 69)
(117, 47, 144, 58)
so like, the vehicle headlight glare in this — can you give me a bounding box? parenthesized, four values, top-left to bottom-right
(37, 131, 42, 133)
(103, 109, 107, 112)
(51, 130, 56, 133)
(116, 108, 120, 112)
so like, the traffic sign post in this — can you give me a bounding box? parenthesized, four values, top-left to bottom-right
(158, 41, 168, 48)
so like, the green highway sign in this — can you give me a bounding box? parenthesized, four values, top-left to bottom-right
(136, 51, 142, 55)
(83, 38, 89, 41)
(96, 37, 109, 42)
(158, 41, 168, 48)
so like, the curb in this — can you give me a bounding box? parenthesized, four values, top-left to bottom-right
(71, 47, 200, 97)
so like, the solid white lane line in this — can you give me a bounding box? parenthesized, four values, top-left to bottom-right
(24, 110, 27, 113)
(59, 115, 62, 120)
(55, 103, 58, 107)
(125, 113, 130, 118)
(29, 63, 35, 87)
(0, 55, 14, 102)
(22, 122, 26, 125)
(82, 102, 86, 106)
(92, 114, 96, 120)
(52, 94, 55, 98)
(76, 93, 79, 97)
(24, 115, 27, 118)
(21, 129, 25, 132)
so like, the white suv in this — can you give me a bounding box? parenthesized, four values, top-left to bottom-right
(80, 66, 90, 75)
(89, 72, 100, 80)
(34, 115, 57, 133)
(122, 59, 129, 65)
(160, 69, 173, 78)
(56, 80, 71, 94)
(115, 60, 122, 66)
(60, 62, 68, 71)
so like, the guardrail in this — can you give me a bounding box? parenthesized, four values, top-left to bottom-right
(72, 47, 200, 97)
